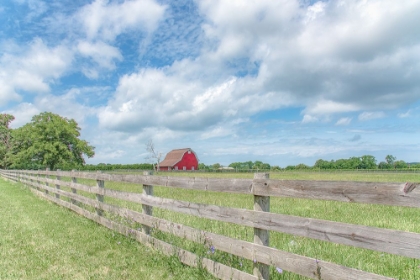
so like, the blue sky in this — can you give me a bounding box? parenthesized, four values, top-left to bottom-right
(1, 0, 420, 167)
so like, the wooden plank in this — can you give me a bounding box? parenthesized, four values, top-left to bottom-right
(41, 170, 254, 194)
(103, 188, 420, 259)
(86, 197, 392, 280)
(253, 179, 420, 208)
(15, 175, 420, 260)
(35, 186, 392, 280)
(9, 170, 420, 208)
(20, 176, 101, 197)
(30, 187, 256, 280)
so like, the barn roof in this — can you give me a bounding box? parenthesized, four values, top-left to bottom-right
(159, 148, 196, 167)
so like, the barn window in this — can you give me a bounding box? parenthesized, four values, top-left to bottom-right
(188, 151, 191, 154)
(183, 166, 186, 170)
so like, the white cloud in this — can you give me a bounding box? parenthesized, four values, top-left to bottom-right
(2, 0, 420, 166)
(7, 88, 95, 129)
(358, 111, 386, 121)
(336, 117, 352, 126)
(77, 0, 166, 41)
(97, 65, 294, 134)
(95, 0, 420, 136)
(302, 114, 318, 124)
(0, 79, 21, 106)
(398, 110, 411, 118)
(0, 38, 72, 103)
(195, 0, 420, 119)
(6, 102, 39, 128)
(77, 40, 123, 70)
(305, 100, 360, 116)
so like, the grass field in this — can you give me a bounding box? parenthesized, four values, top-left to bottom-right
(102, 170, 420, 279)
(2, 170, 420, 279)
(0, 179, 215, 280)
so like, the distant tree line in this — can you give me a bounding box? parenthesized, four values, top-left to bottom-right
(310, 154, 416, 170)
(201, 155, 419, 171)
(79, 163, 153, 171)
(198, 161, 272, 171)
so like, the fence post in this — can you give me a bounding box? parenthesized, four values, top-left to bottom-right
(45, 168, 50, 195)
(142, 171, 154, 235)
(253, 172, 270, 280)
(96, 171, 105, 216)
(29, 171, 33, 187)
(55, 169, 61, 199)
(36, 170, 40, 191)
(71, 169, 77, 205)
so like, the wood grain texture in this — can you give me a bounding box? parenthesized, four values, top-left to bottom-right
(253, 179, 420, 208)
(29, 187, 256, 280)
(15, 170, 420, 208)
(142, 171, 153, 235)
(2, 170, 418, 280)
(253, 173, 270, 279)
(14, 174, 420, 259)
(31, 186, 393, 280)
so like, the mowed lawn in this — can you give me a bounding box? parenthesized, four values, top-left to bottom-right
(0, 179, 214, 280)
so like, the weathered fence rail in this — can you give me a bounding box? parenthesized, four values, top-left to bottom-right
(1, 169, 419, 279)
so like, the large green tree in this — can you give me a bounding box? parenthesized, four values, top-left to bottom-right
(11, 112, 95, 170)
(0, 114, 15, 169)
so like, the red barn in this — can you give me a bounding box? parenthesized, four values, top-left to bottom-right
(159, 148, 199, 171)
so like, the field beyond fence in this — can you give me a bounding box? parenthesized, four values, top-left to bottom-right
(1, 169, 420, 279)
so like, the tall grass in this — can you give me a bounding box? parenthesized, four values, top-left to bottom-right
(0, 179, 215, 280)
(101, 170, 420, 279)
(6, 170, 420, 279)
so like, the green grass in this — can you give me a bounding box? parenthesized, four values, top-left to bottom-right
(102, 170, 420, 279)
(0, 179, 215, 280)
(151, 169, 420, 183)
(4, 170, 420, 279)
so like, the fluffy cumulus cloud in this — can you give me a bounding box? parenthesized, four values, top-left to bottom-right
(7, 88, 95, 129)
(97, 0, 420, 136)
(98, 67, 294, 133)
(2, 0, 420, 165)
(77, 0, 166, 41)
(0, 38, 72, 105)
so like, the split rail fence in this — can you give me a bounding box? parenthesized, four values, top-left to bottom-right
(1, 169, 419, 280)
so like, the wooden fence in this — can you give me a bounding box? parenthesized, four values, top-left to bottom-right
(1, 169, 419, 279)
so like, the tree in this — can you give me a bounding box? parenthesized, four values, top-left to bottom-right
(385, 155, 396, 166)
(11, 112, 95, 170)
(145, 139, 162, 171)
(394, 160, 408, 169)
(198, 163, 208, 170)
(295, 163, 309, 169)
(314, 159, 332, 169)
(360, 155, 376, 169)
(0, 114, 15, 169)
(212, 163, 221, 169)
(378, 161, 391, 169)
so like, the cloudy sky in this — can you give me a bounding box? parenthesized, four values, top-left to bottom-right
(1, 0, 420, 167)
